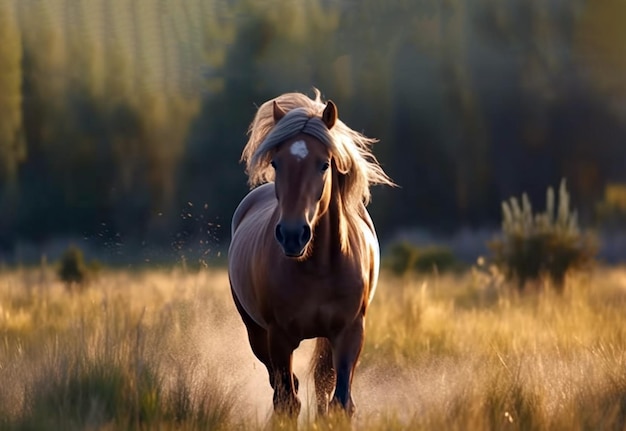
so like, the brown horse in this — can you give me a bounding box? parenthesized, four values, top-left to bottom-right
(228, 90, 393, 418)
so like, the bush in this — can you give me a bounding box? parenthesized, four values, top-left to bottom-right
(595, 182, 626, 230)
(489, 180, 597, 291)
(58, 245, 100, 288)
(385, 241, 459, 276)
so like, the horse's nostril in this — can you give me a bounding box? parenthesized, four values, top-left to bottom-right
(275, 224, 284, 244)
(300, 225, 311, 245)
(275, 222, 310, 254)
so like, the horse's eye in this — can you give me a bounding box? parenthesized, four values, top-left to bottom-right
(321, 161, 330, 173)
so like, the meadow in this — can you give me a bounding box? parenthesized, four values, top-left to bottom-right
(0, 263, 625, 430)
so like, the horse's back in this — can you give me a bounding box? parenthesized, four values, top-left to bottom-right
(229, 183, 276, 269)
(229, 183, 277, 325)
(231, 183, 275, 237)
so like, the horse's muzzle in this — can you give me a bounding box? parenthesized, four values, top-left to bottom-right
(275, 222, 311, 257)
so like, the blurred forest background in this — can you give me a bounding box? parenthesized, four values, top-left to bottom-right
(1, 0, 625, 264)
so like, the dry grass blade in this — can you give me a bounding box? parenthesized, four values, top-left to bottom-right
(0, 266, 625, 430)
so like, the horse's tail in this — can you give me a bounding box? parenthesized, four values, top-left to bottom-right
(311, 337, 332, 375)
(311, 337, 335, 413)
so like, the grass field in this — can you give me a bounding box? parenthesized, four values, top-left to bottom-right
(0, 263, 625, 430)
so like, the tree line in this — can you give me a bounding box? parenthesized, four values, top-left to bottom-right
(0, 0, 625, 257)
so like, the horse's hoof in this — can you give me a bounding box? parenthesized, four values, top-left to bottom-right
(329, 397, 356, 418)
(273, 394, 301, 417)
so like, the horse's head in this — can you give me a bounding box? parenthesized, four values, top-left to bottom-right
(270, 101, 337, 258)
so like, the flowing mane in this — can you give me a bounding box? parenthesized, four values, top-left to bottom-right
(241, 89, 394, 211)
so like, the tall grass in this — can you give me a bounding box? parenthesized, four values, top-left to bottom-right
(0, 268, 236, 430)
(360, 268, 626, 430)
(1, 264, 625, 430)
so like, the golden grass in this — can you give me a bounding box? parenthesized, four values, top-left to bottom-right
(1, 264, 625, 430)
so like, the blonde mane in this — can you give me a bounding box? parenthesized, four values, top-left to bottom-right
(242, 89, 394, 212)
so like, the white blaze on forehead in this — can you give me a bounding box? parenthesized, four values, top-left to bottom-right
(289, 140, 309, 160)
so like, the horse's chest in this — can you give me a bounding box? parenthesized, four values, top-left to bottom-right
(269, 278, 364, 339)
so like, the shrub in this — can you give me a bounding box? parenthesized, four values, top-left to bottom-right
(57, 245, 100, 288)
(489, 179, 597, 291)
(595, 182, 626, 230)
(385, 241, 459, 276)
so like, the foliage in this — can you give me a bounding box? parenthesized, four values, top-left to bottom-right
(57, 245, 100, 288)
(0, 1, 25, 183)
(0, 1, 624, 251)
(489, 180, 597, 291)
(595, 182, 626, 229)
(384, 241, 459, 276)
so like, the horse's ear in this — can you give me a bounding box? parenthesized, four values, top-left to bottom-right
(273, 101, 286, 123)
(322, 100, 337, 130)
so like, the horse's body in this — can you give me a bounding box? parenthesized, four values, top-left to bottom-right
(228, 90, 393, 418)
(230, 183, 378, 339)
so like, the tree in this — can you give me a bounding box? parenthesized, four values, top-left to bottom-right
(0, 0, 25, 184)
(0, 0, 25, 250)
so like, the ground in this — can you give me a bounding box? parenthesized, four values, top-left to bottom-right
(0, 264, 625, 430)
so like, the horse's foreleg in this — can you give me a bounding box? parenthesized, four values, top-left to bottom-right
(268, 328, 301, 417)
(330, 317, 364, 417)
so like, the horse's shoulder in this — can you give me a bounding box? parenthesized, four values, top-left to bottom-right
(231, 183, 275, 235)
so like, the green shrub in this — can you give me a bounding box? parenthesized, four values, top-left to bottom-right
(595, 182, 626, 230)
(489, 179, 597, 291)
(385, 241, 459, 276)
(57, 245, 100, 288)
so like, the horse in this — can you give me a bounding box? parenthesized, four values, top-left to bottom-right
(228, 89, 393, 418)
